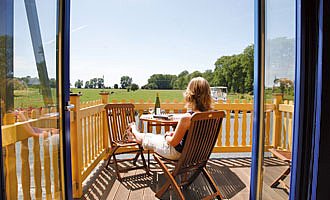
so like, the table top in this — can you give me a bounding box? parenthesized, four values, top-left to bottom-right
(139, 113, 185, 125)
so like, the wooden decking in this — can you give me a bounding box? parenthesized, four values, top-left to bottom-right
(78, 156, 290, 200)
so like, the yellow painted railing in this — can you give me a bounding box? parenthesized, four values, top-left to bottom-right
(278, 99, 294, 150)
(1, 108, 60, 199)
(69, 93, 109, 198)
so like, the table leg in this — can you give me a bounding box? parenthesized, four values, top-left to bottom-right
(147, 122, 152, 133)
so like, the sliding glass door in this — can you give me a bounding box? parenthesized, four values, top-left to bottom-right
(251, 0, 295, 199)
(0, 0, 71, 199)
(262, 0, 296, 198)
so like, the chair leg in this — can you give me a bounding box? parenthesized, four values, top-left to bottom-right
(155, 180, 171, 199)
(202, 168, 223, 200)
(112, 154, 122, 181)
(182, 170, 202, 190)
(106, 147, 118, 167)
(106, 154, 112, 167)
(148, 150, 150, 169)
(154, 154, 185, 199)
(132, 152, 140, 165)
(139, 148, 150, 175)
(271, 167, 291, 188)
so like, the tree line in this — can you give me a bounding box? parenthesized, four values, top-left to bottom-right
(142, 44, 254, 93)
(73, 45, 254, 93)
(74, 76, 139, 91)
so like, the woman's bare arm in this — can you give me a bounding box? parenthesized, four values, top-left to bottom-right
(165, 114, 191, 146)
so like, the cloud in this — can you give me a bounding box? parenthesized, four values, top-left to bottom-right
(44, 25, 88, 46)
(44, 39, 55, 45)
(72, 25, 88, 33)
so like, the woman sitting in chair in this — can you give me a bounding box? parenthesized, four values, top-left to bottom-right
(128, 77, 212, 160)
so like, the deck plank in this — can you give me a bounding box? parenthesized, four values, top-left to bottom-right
(112, 166, 135, 200)
(127, 169, 148, 200)
(79, 157, 290, 200)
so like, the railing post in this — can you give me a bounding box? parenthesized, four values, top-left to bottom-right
(288, 100, 294, 150)
(99, 92, 109, 158)
(69, 93, 83, 198)
(272, 94, 283, 149)
(3, 113, 18, 200)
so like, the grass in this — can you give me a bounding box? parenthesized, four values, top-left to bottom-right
(11, 87, 293, 109)
(70, 88, 186, 102)
(14, 88, 57, 109)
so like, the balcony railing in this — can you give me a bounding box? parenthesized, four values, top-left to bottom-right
(1, 93, 293, 198)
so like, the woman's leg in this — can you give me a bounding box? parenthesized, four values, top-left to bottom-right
(144, 134, 181, 160)
(129, 123, 144, 143)
(129, 123, 181, 160)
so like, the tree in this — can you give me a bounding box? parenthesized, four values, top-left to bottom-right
(97, 78, 104, 88)
(212, 45, 254, 93)
(241, 45, 254, 93)
(144, 74, 177, 89)
(273, 78, 294, 94)
(130, 83, 139, 91)
(13, 78, 27, 90)
(120, 76, 132, 89)
(114, 84, 118, 89)
(189, 71, 203, 79)
(49, 78, 56, 88)
(202, 70, 214, 85)
(141, 82, 158, 89)
(75, 79, 84, 88)
(173, 70, 189, 89)
(84, 81, 90, 88)
(91, 78, 98, 88)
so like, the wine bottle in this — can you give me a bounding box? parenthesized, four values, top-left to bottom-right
(154, 93, 161, 115)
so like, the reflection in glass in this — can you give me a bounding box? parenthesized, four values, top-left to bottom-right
(1, 0, 62, 199)
(263, 0, 295, 198)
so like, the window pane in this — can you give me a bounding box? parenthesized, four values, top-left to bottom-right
(1, 1, 62, 199)
(263, 0, 295, 198)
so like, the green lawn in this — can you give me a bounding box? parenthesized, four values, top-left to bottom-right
(70, 88, 186, 102)
(12, 88, 293, 109)
(14, 88, 57, 108)
(71, 88, 254, 103)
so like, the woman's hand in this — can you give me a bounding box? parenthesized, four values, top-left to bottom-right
(165, 131, 174, 137)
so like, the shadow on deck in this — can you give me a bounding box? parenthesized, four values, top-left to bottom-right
(78, 157, 290, 200)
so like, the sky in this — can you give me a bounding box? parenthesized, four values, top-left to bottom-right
(12, 0, 295, 87)
(70, 0, 254, 86)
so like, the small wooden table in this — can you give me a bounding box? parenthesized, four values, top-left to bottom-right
(139, 113, 185, 168)
(139, 114, 185, 133)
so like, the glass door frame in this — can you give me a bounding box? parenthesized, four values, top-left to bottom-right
(0, 0, 73, 199)
(251, 0, 329, 199)
(250, 0, 266, 199)
(58, 0, 73, 199)
(0, 0, 14, 198)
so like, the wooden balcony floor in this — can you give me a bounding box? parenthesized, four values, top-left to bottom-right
(78, 156, 290, 200)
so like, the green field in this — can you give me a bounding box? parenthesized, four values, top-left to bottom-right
(12, 88, 294, 109)
(14, 88, 57, 108)
(71, 88, 186, 102)
(70, 88, 256, 103)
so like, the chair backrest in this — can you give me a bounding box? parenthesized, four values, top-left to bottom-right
(104, 103, 136, 146)
(174, 111, 225, 175)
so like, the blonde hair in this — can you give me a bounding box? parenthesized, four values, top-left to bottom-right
(184, 77, 212, 111)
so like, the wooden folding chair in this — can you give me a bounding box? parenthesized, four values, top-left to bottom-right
(153, 111, 225, 200)
(104, 103, 149, 181)
(269, 148, 292, 191)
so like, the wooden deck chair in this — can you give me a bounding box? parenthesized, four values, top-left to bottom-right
(105, 103, 149, 181)
(269, 148, 292, 191)
(153, 111, 225, 200)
